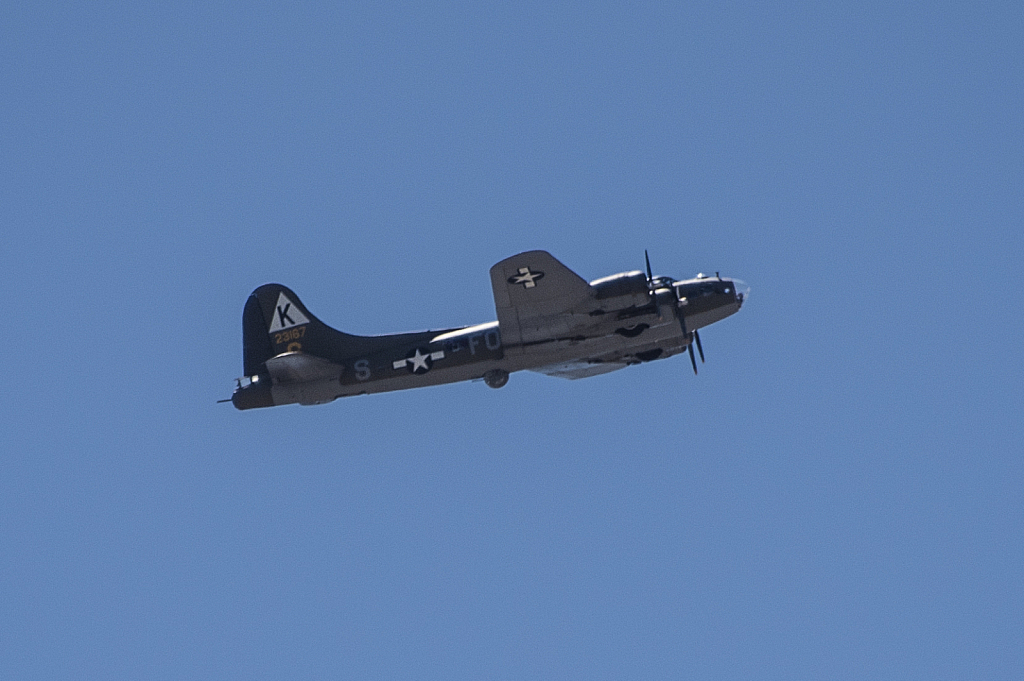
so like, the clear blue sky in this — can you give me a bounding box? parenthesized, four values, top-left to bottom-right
(2, 2, 1021, 678)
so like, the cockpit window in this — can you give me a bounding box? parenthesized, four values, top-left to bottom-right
(677, 280, 735, 299)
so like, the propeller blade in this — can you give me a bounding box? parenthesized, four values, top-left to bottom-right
(644, 250, 661, 318)
(694, 329, 705, 363)
(688, 341, 698, 374)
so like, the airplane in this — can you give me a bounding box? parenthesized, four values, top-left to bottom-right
(227, 250, 748, 410)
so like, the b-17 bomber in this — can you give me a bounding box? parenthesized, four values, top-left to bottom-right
(228, 250, 748, 409)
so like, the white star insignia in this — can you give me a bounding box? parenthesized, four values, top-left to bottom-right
(392, 348, 446, 374)
(510, 267, 543, 288)
(407, 348, 430, 372)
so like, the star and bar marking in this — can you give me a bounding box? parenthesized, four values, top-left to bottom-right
(393, 348, 445, 374)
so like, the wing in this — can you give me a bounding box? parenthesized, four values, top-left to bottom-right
(490, 250, 596, 349)
(530, 360, 629, 380)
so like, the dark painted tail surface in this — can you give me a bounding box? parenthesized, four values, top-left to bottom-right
(241, 284, 388, 376)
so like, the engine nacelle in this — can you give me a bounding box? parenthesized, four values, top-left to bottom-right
(589, 271, 650, 310)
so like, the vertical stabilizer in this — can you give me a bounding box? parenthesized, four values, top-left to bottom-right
(240, 283, 414, 377)
(242, 292, 275, 376)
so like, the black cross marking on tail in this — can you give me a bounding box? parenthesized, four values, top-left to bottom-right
(277, 304, 294, 327)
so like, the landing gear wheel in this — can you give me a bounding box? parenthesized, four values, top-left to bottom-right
(483, 369, 509, 389)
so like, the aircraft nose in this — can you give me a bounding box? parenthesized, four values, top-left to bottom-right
(731, 279, 750, 306)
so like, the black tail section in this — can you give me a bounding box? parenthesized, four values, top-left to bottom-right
(242, 291, 275, 377)
(241, 284, 389, 377)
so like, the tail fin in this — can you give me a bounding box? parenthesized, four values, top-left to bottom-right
(241, 284, 377, 376)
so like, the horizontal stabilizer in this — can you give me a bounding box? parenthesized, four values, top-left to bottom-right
(265, 352, 343, 384)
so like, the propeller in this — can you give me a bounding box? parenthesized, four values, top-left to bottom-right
(687, 329, 705, 375)
(644, 249, 661, 318)
(647, 250, 708, 375)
